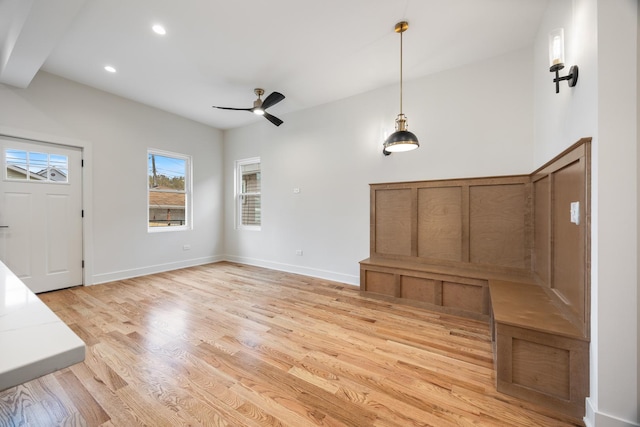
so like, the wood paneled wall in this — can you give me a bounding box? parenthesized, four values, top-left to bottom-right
(363, 175, 533, 320)
(532, 141, 591, 336)
(371, 176, 532, 275)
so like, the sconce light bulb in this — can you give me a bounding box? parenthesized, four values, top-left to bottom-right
(552, 36, 563, 65)
(548, 28, 566, 70)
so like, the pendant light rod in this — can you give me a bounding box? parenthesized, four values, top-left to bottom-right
(396, 21, 408, 115)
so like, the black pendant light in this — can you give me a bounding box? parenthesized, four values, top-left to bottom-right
(383, 21, 419, 156)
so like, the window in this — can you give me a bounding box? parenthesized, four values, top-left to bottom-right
(5, 149, 69, 183)
(148, 149, 191, 231)
(235, 158, 261, 230)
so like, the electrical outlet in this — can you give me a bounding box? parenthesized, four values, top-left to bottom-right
(183, 245, 191, 251)
(295, 249, 303, 256)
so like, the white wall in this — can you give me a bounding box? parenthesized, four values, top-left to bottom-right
(533, 0, 598, 163)
(0, 72, 225, 284)
(593, 1, 639, 425)
(223, 47, 534, 284)
(534, 1, 639, 426)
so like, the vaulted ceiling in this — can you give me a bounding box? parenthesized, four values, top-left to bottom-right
(0, 0, 549, 129)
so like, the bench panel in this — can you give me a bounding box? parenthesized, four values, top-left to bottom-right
(512, 338, 570, 399)
(400, 276, 439, 304)
(417, 186, 463, 261)
(442, 281, 486, 314)
(495, 323, 589, 420)
(364, 270, 396, 297)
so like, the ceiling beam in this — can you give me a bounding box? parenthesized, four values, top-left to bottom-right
(0, 0, 86, 88)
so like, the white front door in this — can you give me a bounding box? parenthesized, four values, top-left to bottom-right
(0, 137, 83, 293)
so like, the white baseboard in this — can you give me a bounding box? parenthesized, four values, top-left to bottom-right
(90, 256, 360, 288)
(585, 398, 640, 427)
(90, 255, 224, 285)
(223, 255, 360, 287)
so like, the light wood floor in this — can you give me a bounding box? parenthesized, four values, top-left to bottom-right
(0, 262, 582, 426)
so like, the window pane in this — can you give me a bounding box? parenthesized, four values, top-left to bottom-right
(148, 151, 190, 230)
(148, 154, 186, 190)
(241, 195, 261, 226)
(236, 158, 261, 229)
(241, 164, 260, 193)
(149, 190, 186, 227)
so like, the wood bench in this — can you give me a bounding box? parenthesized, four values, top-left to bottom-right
(489, 280, 588, 420)
(360, 139, 592, 422)
(359, 257, 535, 321)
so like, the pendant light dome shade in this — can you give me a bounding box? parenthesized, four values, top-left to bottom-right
(383, 113, 419, 154)
(383, 21, 419, 156)
(384, 130, 419, 152)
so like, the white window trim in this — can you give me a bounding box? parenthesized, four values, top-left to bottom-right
(147, 148, 192, 233)
(235, 157, 261, 231)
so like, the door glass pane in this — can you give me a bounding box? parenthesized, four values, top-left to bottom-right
(49, 154, 69, 183)
(6, 149, 27, 180)
(5, 149, 68, 183)
(29, 152, 47, 176)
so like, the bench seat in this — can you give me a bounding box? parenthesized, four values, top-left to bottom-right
(489, 280, 588, 421)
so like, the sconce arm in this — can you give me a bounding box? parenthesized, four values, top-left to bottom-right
(552, 65, 579, 93)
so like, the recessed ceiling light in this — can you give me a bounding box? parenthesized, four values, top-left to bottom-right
(152, 24, 166, 35)
(104, 65, 117, 73)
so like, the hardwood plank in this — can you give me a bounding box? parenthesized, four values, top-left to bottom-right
(54, 369, 110, 426)
(1, 262, 582, 426)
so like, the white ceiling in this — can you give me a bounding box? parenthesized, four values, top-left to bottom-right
(0, 0, 549, 130)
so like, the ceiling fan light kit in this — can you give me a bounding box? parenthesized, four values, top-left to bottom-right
(213, 88, 285, 126)
(383, 21, 419, 156)
(252, 88, 265, 115)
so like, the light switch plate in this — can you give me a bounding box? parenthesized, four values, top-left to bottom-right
(570, 201, 580, 225)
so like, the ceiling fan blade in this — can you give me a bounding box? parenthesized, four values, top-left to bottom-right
(212, 106, 253, 111)
(261, 92, 285, 110)
(263, 112, 283, 127)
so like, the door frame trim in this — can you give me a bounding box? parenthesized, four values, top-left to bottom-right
(0, 125, 94, 286)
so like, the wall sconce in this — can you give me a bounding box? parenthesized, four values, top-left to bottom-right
(548, 28, 578, 93)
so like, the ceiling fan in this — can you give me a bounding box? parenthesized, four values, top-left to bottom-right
(212, 88, 285, 126)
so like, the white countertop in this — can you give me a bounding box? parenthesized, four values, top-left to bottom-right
(0, 261, 85, 391)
